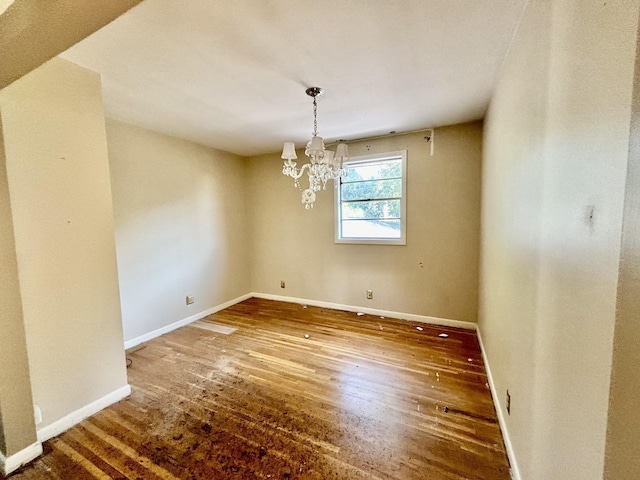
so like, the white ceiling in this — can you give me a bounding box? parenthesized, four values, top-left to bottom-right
(61, 0, 526, 157)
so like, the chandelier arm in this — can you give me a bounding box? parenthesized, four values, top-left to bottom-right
(289, 163, 309, 180)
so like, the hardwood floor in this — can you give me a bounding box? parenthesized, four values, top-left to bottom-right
(7, 298, 510, 479)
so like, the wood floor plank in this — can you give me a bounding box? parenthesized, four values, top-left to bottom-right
(52, 439, 114, 480)
(6, 298, 510, 479)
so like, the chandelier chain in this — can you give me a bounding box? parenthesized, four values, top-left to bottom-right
(313, 97, 318, 137)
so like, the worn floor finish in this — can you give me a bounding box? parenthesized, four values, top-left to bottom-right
(7, 298, 510, 479)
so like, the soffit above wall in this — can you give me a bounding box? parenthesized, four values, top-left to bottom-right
(0, 0, 143, 90)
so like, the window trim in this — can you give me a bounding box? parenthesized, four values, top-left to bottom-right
(334, 150, 407, 245)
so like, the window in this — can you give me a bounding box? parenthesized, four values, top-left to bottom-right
(335, 150, 407, 245)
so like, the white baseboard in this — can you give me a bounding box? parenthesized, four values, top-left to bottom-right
(0, 442, 43, 476)
(37, 384, 131, 443)
(250, 292, 476, 330)
(476, 327, 521, 480)
(124, 293, 253, 349)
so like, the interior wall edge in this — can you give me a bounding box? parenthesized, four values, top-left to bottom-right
(123, 293, 253, 350)
(36, 384, 131, 444)
(603, 5, 640, 477)
(251, 292, 477, 331)
(476, 325, 522, 480)
(0, 441, 42, 476)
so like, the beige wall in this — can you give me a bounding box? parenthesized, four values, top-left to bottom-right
(604, 14, 640, 477)
(0, 115, 37, 456)
(480, 1, 639, 479)
(479, 1, 551, 473)
(106, 119, 251, 343)
(0, 57, 128, 430)
(248, 123, 482, 322)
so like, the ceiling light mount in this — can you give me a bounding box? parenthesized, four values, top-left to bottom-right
(281, 87, 349, 209)
(305, 87, 323, 98)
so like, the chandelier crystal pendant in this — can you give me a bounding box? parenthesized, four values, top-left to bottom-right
(281, 87, 349, 209)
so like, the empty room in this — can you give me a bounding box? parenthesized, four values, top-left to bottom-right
(1, 1, 639, 479)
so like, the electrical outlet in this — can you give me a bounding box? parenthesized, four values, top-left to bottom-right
(280, 280, 286, 289)
(367, 289, 373, 300)
(506, 390, 511, 415)
(186, 295, 195, 305)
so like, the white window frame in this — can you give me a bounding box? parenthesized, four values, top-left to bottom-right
(334, 150, 407, 245)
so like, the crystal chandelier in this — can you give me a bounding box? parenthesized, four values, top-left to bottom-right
(281, 87, 349, 209)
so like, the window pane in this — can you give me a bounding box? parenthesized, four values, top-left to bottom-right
(342, 158, 402, 183)
(341, 178, 402, 201)
(341, 199, 401, 220)
(341, 219, 402, 239)
(336, 150, 406, 244)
